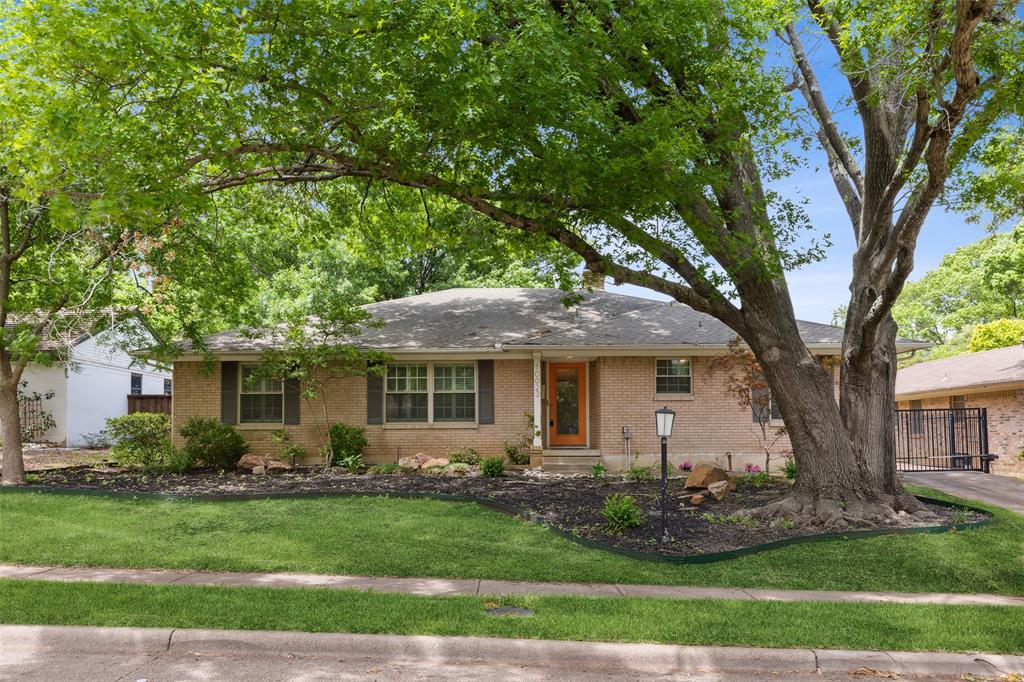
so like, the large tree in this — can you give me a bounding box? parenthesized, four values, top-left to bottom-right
(8, 0, 1022, 526)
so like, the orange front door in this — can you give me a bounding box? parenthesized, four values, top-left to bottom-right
(548, 362, 587, 446)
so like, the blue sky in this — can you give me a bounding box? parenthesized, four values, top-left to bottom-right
(608, 28, 1003, 325)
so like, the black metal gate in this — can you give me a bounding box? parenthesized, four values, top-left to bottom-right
(894, 407, 992, 472)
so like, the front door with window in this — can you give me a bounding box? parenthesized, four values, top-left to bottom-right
(548, 362, 587, 446)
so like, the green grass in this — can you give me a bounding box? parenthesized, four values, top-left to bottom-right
(1, 579, 1022, 653)
(0, 486, 1021, 595)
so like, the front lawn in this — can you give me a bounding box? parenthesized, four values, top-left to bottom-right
(2, 579, 1022, 654)
(0, 487, 1021, 595)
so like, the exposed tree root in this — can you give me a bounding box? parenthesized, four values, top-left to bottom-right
(746, 490, 937, 530)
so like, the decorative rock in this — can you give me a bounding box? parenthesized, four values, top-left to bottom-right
(252, 465, 265, 475)
(421, 457, 450, 469)
(690, 494, 705, 506)
(685, 462, 732, 490)
(265, 458, 292, 473)
(707, 478, 737, 500)
(398, 456, 421, 470)
(236, 454, 267, 471)
(414, 453, 434, 465)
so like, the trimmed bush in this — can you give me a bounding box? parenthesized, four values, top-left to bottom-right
(179, 417, 249, 469)
(105, 413, 174, 470)
(481, 456, 506, 477)
(502, 438, 531, 465)
(447, 447, 480, 465)
(601, 494, 643, 534)
(329, 422, 368, 467)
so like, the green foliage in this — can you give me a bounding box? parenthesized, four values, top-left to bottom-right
(443, 462, 472, 476)
(950, 507, 973, 525)
(329, 423, 368, 469)
(591, 462, 608, 479)
(447, 447, 480, 465)
(481, 456, 506, 478)
(179, 417, 248, 470)
(772, 517, 795, 530)
(968, 319, 1024, 352)
(335, 451, 365, 474)
(368, 463, 402, 475)
(601, 494, 643, 534)
(270, 430, 305, 464)
(625, 466, 654, 482)
(105, 413, 174, 471)
(782, 457, 797, 481)
(742, 471, 771, 489)
(698, 512, 761, 529)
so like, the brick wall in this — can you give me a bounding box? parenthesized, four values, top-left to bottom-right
(899, 391, 1024, 476)
(172, 359, 534, 465)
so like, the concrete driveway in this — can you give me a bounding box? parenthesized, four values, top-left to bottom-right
(904, 471, 1024, 514)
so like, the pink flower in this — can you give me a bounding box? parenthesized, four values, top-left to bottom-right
(679, 461, 693, 472)
(745, 463, 762, 473)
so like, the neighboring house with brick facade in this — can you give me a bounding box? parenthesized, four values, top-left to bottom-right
(171, 284, 927, 473)
(897, 345, 1024, 477)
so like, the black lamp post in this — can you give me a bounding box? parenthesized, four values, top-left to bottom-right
(655, 406, 676, 543)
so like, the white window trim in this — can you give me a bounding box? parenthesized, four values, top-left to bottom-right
(238, 363, 284, 426)
(384, 360, 479, 425)
(654, 357, 694, 397)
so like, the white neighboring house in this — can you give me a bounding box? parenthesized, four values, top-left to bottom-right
(16, 321, 171, 447)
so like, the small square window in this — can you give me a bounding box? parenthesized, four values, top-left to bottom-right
(655, 359, 692, 394)
(130, 373, 142, 395)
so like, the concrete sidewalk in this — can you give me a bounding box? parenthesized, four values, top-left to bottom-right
(1, 624, 1021, 680)
(905, 471, 1024, 515)
(3, 563, 1023, 608)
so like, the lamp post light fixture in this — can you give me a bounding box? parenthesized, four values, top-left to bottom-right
(655, 406, 676, 543)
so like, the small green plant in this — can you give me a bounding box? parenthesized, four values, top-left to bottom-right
(772, 517, 795, 530)
(502, 438, 531, 465)
(444, 462, 472, 476)
(179, 417, 249, 469)
(625, 465, 653, 482)
(481, 456, 506, 477)
(782, 456, 797, 480)
(699, 512, 761, 528)
(591, 461, 608, 478)
(164, 446, 197, 474)
(601, 494, 643, 533)
(368, 463, 402, 475)
(271, 430, 305, 463)
(328, 422, 368, 467)
(105, 413, 175, 470)
(447, 447, 480, 465)
(743, 471, 771, 488)
(24, 473, 40, 484)
(950, 506, 973, 525)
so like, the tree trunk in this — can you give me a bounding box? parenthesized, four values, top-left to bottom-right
(739, 289, 932, 528)
(0, 379, 25, 486)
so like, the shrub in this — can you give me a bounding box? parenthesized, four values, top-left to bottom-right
(270, 430, 305, 463)
(329, 422, 368, 467)
(105, 413, 173, 470)
(602, 494, 643, 533)
(782, 457, 797, 480)
(179, 417, 249, 469)
(481, 455, 506, 477)
(503, 437, 531, 465)
(368, 463, 402, 475)
(447, 447, 480, 465)
(625, 465, 653, 482)
(591, 461, 608, 478)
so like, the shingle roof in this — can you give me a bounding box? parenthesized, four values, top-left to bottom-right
(896, 345, 1024, 397)
(181, 287, 915, 354)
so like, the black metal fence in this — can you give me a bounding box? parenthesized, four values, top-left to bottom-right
(894, 407, 992, 472)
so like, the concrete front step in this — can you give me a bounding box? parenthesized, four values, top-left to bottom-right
(542, 449, 601, 474)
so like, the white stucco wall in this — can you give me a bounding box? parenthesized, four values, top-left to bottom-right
(65, 329, 170, 447)
(20, 363, 69, 444)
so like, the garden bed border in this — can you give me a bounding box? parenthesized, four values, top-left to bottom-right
(1, 484, 992, 565)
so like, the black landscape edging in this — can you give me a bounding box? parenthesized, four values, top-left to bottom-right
(1, 484, 992, 565)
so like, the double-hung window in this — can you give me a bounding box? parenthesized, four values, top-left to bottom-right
(384, 362, 477, 424)
(655, 359, 692, 395)
(386, 363, 429, 422)
(240, 365, 283, 424)
(433, 364, 476, 422)
(130, 373, 143, 396)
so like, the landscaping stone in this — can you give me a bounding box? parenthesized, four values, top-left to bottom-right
(397, 456, 421, 470)
(265, 459, 292, 473)
(684, 462, 731, 490)
(237, 454, 291, 474)
(690, 494, 705, 506)
(236, 454, 266, 471)
(708, 479, 736, 500)
(252, 466, 265, 475)
(421, 457, 450, 469)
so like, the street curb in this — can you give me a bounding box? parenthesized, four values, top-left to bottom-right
(1, 625, 1021, 676)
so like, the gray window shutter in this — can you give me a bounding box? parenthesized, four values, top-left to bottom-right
(751, 387, 770, 423)
(478, 359, 494, 424)
(221, 361, 238, 425)
(283, 377, 300, 425)
(367, 372, 384, 424)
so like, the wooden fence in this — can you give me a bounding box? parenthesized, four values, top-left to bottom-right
(127, 394, 172, 415)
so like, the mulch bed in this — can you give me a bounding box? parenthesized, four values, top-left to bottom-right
(30, 465, 984, 558)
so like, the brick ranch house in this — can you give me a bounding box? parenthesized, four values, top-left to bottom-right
(896, 344, 1024, 477)
(171, 284, 928, 473)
